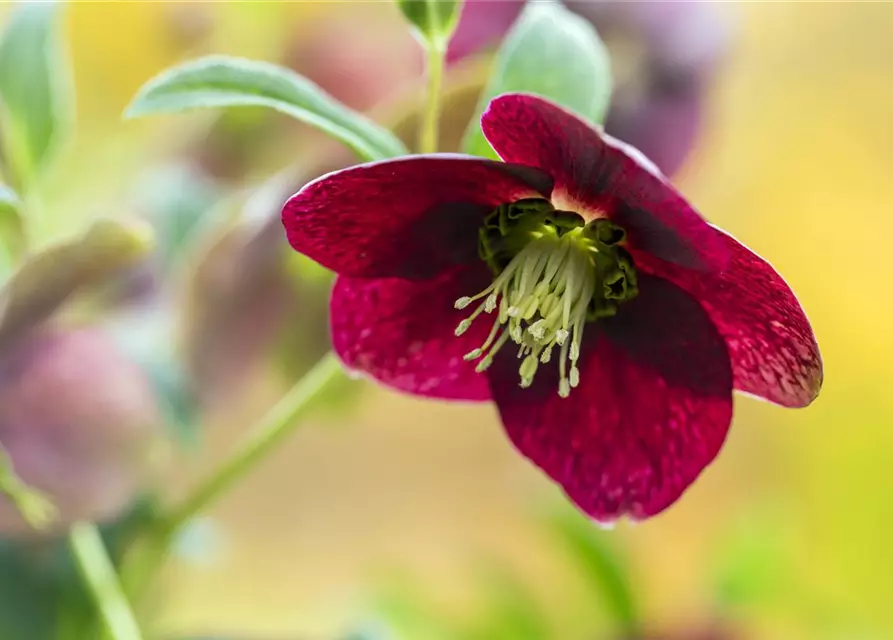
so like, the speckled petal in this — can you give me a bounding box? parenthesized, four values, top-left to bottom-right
(282, 154, 552, 279)
(636, 227, 822, 408)
(480, 93, 726, 270)
(330, 263, 495, 400)
(488, 275, 733, 523)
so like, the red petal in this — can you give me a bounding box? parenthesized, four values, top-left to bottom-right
(330, 263, 495, 401)
(481, 93, 726, 270)
(488, 276, 733, 523)
(282, 154, 552, 279)
(637, 227, 822, 408)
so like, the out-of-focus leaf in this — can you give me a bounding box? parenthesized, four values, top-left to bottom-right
(343, 622, 394, 640)
(468, 561, 550, 640)
(0, 217, 154, 349)
(0, 496, 158, 640)
(133, 163, 222, 272)
(710, 510, 793, 609)
(0, 1, 74, 187)
(0, 184, 26, 274)
(125, 55, 408, 162)
(170, 516, 223, 566)
(396, 0, 463, 50)
(367, 572, 461, 640)
(461, 1, 612, 160)
(107, 307, 199, 449)
(0, 446, 56, 532)
(544, 508, 640, 635)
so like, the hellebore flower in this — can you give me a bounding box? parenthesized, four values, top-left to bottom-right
(282, 94, 821, 523)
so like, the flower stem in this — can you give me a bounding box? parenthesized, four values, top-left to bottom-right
(0, 445, 56, 530)
(419, 41, 446, 154)
(161, 351, 343, 535)
(69, 522, 144, 640)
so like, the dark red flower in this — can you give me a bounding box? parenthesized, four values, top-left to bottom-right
(281, 93, 821, 523)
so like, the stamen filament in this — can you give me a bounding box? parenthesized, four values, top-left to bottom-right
(455, 213, 637, 398)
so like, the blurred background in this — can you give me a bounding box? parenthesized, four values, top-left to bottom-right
(0, 1, 889, 639)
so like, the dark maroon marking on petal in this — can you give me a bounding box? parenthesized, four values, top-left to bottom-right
(635, 227, 822, 408)
(282, 154, 553, 280)
(488, 275, 732, 523)
(330, 262, 495, 401)
(480, 93, 727, 270)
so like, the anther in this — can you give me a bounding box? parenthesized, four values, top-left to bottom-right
(455, 319, 472, 336)
(559, 379, 570, 398)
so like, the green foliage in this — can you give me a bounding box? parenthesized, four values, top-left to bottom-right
(465, 562, 550, 640)
(112, 312, 200, 450)
(395, 0, 463, 50)
(462, 1, 612, 160)
(0, 184, 25, 275)
(544, 508, 640, 635)
(125, 55, 409, 162)
(0, 498, 158, 640)
(0, 1, 74, 188)
(133, 164, 223, 274)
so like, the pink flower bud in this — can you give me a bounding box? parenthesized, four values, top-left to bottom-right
(0, 327, 162, 536)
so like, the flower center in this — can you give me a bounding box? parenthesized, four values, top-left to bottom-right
(454, 199, 638, 397)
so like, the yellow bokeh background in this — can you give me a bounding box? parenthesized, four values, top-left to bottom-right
(9, 1, 893, 638)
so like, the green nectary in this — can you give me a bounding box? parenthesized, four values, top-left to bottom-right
(455, 198, 638, 397)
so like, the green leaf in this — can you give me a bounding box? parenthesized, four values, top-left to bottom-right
(0, 1, 75, 187)
(108, 310, 200, 450)
(396, 0, 463, 50)
(545, 509, 640, 635)
(125, 55, 408, 162)
(133, 163, 222, 271)
(470, 562, 550, 640)
(462, 1, 612, 160)
(0, 497, 158, 640)
(0, 184, 26, 271)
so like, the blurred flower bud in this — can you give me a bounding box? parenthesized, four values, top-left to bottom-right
(447, 0, 735, 176)
(284, 8, 422, 112)
(569, 0, 734, 177)
(161, 2, 215, 51)
(0, 217, 155, 350)
(0, 327, 162, 536)
(182, 164, 360, 413)
(182, 177, 298, 408)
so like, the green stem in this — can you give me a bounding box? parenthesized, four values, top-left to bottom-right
(419, 41, 446, 154)
(69, 523, 144, 640)
(162, 351, 343, 534)
(0, 446, 56, 530)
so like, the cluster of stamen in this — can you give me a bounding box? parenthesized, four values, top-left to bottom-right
(453, 199, 638, 397)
